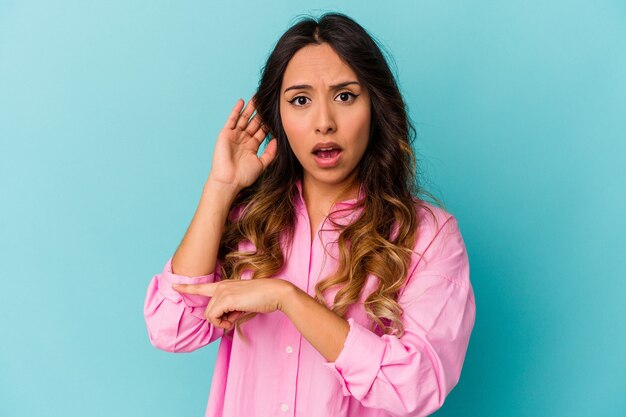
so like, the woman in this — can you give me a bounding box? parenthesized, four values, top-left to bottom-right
(144, 12, 476, 417)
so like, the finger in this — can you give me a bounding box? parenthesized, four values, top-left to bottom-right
(218, 310, 239, 329)
(206, 295, 236, 328)
(244, 114, 263, 137)
(208, 309, 230, 329)
(217, 315, 235, 330)
(205, 293, 220, 323)
(258, 138, 278, 170)
(171, 282, 217, 296)
(207, 310, 230, 330)
(225, 98, 245, 130)
(225, 310, 243, 323)
(235, 97, 257, 131)
(252, 121, 270, 143)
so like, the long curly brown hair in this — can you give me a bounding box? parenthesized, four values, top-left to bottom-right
(216, 12, 444, 343)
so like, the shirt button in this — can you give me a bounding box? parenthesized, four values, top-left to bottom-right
(286, 346, 293, 354)
(281, 403, 289, 412)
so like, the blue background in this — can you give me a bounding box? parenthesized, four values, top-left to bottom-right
(1, 1, 624, 416)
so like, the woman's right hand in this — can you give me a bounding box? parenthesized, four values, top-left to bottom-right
(206, 97, 278, 192)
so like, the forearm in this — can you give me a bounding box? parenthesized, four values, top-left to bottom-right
(279, 283, 350, 362)
(171, 178, 240, 277)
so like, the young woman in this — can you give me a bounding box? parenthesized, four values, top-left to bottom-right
(144, 12, 476, 417)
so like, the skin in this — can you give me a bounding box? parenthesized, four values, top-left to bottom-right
(280, 42, 371, 227)
(172, 42, 372, 362)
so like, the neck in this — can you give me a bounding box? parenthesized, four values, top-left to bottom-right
(301, 172, 360, 215)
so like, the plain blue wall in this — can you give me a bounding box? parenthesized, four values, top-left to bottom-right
(1, 1, 624, 416)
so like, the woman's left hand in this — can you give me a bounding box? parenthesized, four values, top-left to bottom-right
(171, 278, 293, 330)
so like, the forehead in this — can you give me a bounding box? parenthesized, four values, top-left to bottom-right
(281, 43, 358, 88)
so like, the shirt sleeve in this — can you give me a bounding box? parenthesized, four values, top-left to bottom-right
(322, 215, 476, 417)
(143, 256, 225, 353)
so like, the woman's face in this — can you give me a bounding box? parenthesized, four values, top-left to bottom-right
(279, 42, 371, 191)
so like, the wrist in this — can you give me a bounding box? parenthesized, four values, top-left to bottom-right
(277, 280, 299, 313)
(203, 177, 241, 200)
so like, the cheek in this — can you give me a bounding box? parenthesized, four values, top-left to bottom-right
(281, 110, 309, 154)
(349, 107, 371, 150)
(358, 110, 371, 137)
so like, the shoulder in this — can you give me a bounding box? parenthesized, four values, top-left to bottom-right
(412, 199, 458, 250)
(407, 199, 469, 287)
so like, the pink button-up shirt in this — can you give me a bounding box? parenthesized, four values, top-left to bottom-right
(144, 179, 476, 417)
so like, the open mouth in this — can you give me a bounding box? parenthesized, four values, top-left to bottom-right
(313, 149, 342, 158)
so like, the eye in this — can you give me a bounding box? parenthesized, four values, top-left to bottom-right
(288, 96, 310, 107)
(335, 92, 358, 103)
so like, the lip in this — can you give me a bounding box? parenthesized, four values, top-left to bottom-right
(312, 149, 342, 168)
(312, 141, 342, 153)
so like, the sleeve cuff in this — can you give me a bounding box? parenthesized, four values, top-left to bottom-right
(156, 256, 219, 308)
(322, 317, 386, 399)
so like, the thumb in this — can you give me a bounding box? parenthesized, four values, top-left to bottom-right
(258, 138, 277, 170)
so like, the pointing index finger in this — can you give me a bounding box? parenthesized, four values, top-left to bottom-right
(171, 282, 217, 296)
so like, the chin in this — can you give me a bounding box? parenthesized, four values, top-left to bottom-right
(309, 171, 351, 184)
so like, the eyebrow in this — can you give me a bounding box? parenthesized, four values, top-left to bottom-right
(283, 81, 360, 94)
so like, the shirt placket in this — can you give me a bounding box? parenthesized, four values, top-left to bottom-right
(276, 203, 327, 417)
(273, 211, 305, 417)
(277, 323, 298, 417)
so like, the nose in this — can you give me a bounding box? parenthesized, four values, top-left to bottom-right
(314, 99, 336, 135)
